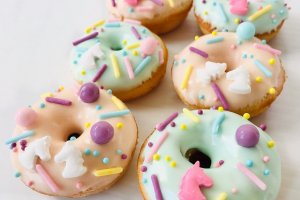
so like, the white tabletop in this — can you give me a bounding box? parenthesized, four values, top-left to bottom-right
(0, 1, 299, 199)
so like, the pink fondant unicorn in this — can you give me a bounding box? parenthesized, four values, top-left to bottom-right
(178, 161, 214, 200)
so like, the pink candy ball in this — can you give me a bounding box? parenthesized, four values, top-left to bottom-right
(140, 37, 158, 56)
(15, 108, 37, 128)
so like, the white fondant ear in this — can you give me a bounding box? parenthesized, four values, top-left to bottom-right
(80, 43, 105, 69)
(54, 141, 87, 178)
(19, 136, 51, 170)
(226, 66, 251, 94)
(197, 61, 227, 84)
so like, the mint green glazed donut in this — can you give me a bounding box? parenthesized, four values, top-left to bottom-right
(138, 109, 281, 200)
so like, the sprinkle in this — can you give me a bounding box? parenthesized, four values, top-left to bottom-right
(234, 18, 240, 24)
(264, 169, 270, 176)
(116, 122, 123, 129)
(183, 108, 200, 123)
(218, 106, 224, 112)
(206, 36, 224, 44)
(80, 70, 86, 75)
(159, 50, 164, 65)
(110, 53, 121, 78)
(243, 113, 251, 120)
(211, 82, 229, 110)
(195, 35, 200, 40)
(141, 166, 147, 172)
(267, 140, 275, 148)
(83, 148, 91, 155)
(5, 130, 34, 145)
(104, 23, 120, 28)
(124, 56, 135, 79)
(112, 96, 126, 110)
(150, 0, 164, 6)
(212, 112, 225, 135)
(133, 50, 139, 56)
(153, 153, 160, 161)
(246, 160, 254, 167)
(180, 124, 187, 130)
(134, 56, 152, 75)
(253, 60, 272, 77)
(85, 20, 105, 33)
(212, 31, 217, 36)
(99, 109, 130, 119)
(232, 187, 238, 194)
(102, 157, 110, 164)
(181, 65, 193, 89)
(268, 87, 276, 95)
(126, 42, 140, 50)
(116, 149, 123, 155)
(255, 76, 263, 83)
(76, 181, 83, 190)
(15, 172, 21, 178)
(237, 162, 267, 191)
(45, 97, 72, 106)
(73, 32, 98, 46)
(167, 0, 174, 7)
(151, 174, 163, 200)
(94, 167, 123, 177)
(165, 156, 171, 162)
(121, 154, 127, 159)
(124, 19, 141, 25)
(189, 47, 209, 58)
(170, 161, 176, 167)
(136, 5, 155, 12)
(93, 150, 100, 157)
(84, 122, 91, 128)
(96, 105, 102, 110)
(157, 112, 178, 131)
(92, 64, 107, 82)
(111, 0, 116, 7)
(40, 103, 46, 108)
(217, 192, 228, 200)
(145, 132, 169, 163)
(217, 2, 229, 22)
(269, 58, 275, 65)
(248, 5, 272, 21)
(36, 164, 59, 193)
(131, 26, 142, 40)
(263, 156, 270, 163)
(253, 43, 281, 56)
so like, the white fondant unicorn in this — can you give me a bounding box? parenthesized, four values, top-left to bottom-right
(54, 141, 87, 178)
(80, 43, 105, 69)
(197, 61, 227, 84)
(226, 66, 251, 94)
(19, 136, 51, 170)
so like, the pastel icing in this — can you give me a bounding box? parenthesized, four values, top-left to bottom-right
(172, 30, 285, 112)
(7, 85, 137, 197)
(194, 0, 288, 34)
(139, 109, 281, 200)
(70, 20, 166, 92)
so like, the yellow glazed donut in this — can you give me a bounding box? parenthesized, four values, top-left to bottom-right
(6, 83, 137, 197)
(106, 0, 193, 34)
(172, 23, 285, 117)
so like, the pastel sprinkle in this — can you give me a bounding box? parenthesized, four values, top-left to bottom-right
(99, 109, 130, 119)
(83, 148, 91, 155)
(217, 192, 228, 200)
(246, 160, 254, 167)
(256, 76, 263, 83)
(157, 112, 178, 131)
(94, 167, 123, 177)
(116, 122, 123, 129)
(5, 130, 34, 145)
(183, 108, 200, 123)
(189, 47, 209, 58)
(269, 58, 275, 65)
(124, 19, 141, 25)
(92, 64, 107, 82)
(254, 43, 281, 56)
(124, 56, 135, 79)
(263, 156, 270, 163)
(112, 96, 126, 110)
(153, 153, 160, 161)
(96, 105, 102, 110)
(217, 2, 229, 22)
(165, 155, 171, 162)
(268, 87, 276, 95)
(267, 140, 275, 148)
(85, 20, 105, 34)
(45, 97, 72, 106)
(134, 56, 152, 75)
(131, 26, 142, 40)
(181, 65, 193, 89)
(180, 124, 187, 130)
(76, 181, 83, 190)
(254, 60, 272, 77)
(84, 122, 91, 128)
(248, 5, 272, 21)
(126, 42, 140, 50)
(73, 32, 98, 46)
(36, 164, 59, 193)
(151, 174, 163, 200)
(167, 0, 174, 7)
(211, 82, 229, 110)
(102, 157, 110, 164)
(264, 169, 270, 176)
(104, 23, 120, 28)
(150, 0, 164, 6)
(212, 112, 225, 135)
(206, 36, 224, 44)
(170, 161, 176, 167)
(15, 172, 21, 178)
(243, 113, 251, 119)
(237, 162, 267, 191)
(145, 132, 169, 163)
(93, 150, 100, 157)
(110, 53, 121, 78)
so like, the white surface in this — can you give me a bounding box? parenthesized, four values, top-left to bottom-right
(0, 1, 299, 199)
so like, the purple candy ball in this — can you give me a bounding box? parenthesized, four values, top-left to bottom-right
(79, 83, 100, 103)
(90, 121, 114, 145)
(236, 124, 260, 148)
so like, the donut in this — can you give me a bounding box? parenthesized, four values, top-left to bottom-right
(171, 22, 285, 117)
(138, 109, 281, 200)
(194, 0, 289, 41)
(70, 20, 168, 101)
(106, 0, 193, 34)
(6, 83, 137, 197)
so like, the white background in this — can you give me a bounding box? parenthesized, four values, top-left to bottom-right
(0, 1, 299, 199)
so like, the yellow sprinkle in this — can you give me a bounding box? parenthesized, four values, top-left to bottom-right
(116, 122, 123, 129)
(85, 20, 105, 33)
(41, 92, 53, 99)
(180, 124, 187, 130)
(218, 106, 224, 112)
(84, 122, 91, 128)
(170, 161, 177, 167)
(110, 53, 121, 78)
(94, 167, 123, 177)
(234, 18, 240, 24)
(112, 96, 126, 109)
(58, 86, 64, 91)
(126, 42, 140, 50)
(255, 76, 263, 83)
(80, 70, 86, 75)
(267, 140, 275, 148)
(133, 50, 139, 56)
(181, 65, 193, 89)
(165, 156, 171, 162)
(217, 192, 228, 200)
(243, 113, 251, 120)
(212, 31, 217, 36)
(167, 0, 174, 7)
(269, 58, 275, 65)
(248, 5, 272, 21)
(85, 27, 92, 34)
(153, 154, 160, 161)
(204, 11, 208, 15)
(183, 108, 200, 123)
(122, 39, 127, 45)
(268, 87, 276, 95)
(195, 35, 200, 41)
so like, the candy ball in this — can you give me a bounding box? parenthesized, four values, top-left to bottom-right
(236, 124, 260, 147)
(140, 37, 157, 56)
(90, 121, 114, 145)
(79, 83, 100, 103)
(15, 108, 37, 128)
(237, 22, 256, 41)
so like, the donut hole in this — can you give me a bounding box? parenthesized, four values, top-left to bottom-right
(208, 53, 238, 72)
(65, 127, 83, 141)
(104, 34, 124, 51)
(185, 148, 211, 168)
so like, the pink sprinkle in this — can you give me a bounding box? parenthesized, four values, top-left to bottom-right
(13, 147, 18, 152)
(124, 57, 135, 79)
(157, 112, 178, 131)
(26, 181, 34, 187)
(151, 174, 163, 200)
(211, 83, 229, 110)
(136, 5, 154, 12)
(107, 17, 122, 22)
(124, 19, 141, 25)
(76, 181, 83, 190)
(145, 132, 169, 163)
(271, 14, 276, 19)
(189, 46, 209, 58)
(253, 43, 282, 56)
(46, 97, 72, 106)
(159, 50, 164, 65)
(150, 0, 164, 6)
(232, 187, 238, 194)
(73, 32, 98, 46)
(92, 64, 107, 82)
(35, 164, 59, 193)
(263, 156, 270, 163)
(231, 44, 237, 49)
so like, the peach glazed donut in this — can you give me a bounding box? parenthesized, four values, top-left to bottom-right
(194, 0, 289, 41)
(70, 20, 168, 101)
(138, 109, 281, 200)
(5, 83, 137, 197)
(106, 0, 193, 34)
(172, 22, 285, 117)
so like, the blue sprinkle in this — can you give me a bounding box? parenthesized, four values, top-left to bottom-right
(199, 94, 205, 100)
(264, 169, 270, 176)
(213, 2, 217, 6)
(77, 53, 82, 58)
(70, 136, 77, 141)
(15, 172, 21, 178)
(250, 54, 254, 59)
(73, 60, 78, 65)
(84, 148, 91, 155)
(142, 29, 147, 34)
(116, 149, 123, 155)
(93, 150, 100, 157)
(261, 40, 267, 44)
(96, 105, 102, 110)
(134, 56, 152, 76)
(102, 157, 110, 164)
(212, 112, 225, 135)
(107, 89, 113, 94)
(181, 58, 186, 64)
(246, 160, 254, 167)
(40, 103, 46, 108)
(104, 23, 121, 28)
(128, 7, 134, 13)
(5, 130, 34, 145)
(99, 109, 130, 119)
(237, 40, 242, 45)
(206, 36, 224, 44)
(279, 9, 284, 15)
(122, 51, 128, 56)
(143, 178, 148, 184)
(272, 19, 278, 24)
(174, 60, 178, 66)
(242, 53, 247, 59)
(217, 2, 228, 22)
(254, 60, 272, 77)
